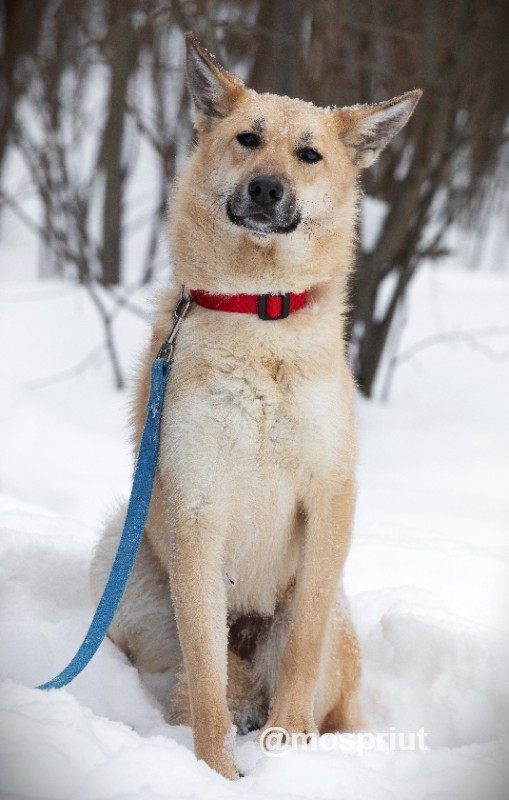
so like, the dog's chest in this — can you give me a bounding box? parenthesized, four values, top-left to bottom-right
(166, 326, 350, 493)
(216, 350, 341, 477)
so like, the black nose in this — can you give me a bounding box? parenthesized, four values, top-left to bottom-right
(248, 175, 284, 208)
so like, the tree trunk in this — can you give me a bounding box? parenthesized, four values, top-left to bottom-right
(97, 6, 137, 286)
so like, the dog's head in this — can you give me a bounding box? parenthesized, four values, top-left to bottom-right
(170, 34, 421, 289)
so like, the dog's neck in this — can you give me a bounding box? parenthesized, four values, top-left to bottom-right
(169, 224, 356, 297)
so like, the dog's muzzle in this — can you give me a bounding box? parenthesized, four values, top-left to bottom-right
(227, 174, 300, 235)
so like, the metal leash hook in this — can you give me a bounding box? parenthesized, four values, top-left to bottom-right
(157, 286, 193, 365)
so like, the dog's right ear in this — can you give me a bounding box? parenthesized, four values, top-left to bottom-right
(185, 33, 244, 128)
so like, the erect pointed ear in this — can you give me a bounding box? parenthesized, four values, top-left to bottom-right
(185, 32, 245, 127)
(339, 89, 422, 169)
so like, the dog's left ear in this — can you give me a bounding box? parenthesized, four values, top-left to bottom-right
(338, 90, 422, 168)
(185, 33, 244, 127)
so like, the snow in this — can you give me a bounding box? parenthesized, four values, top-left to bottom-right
(0, 264, 508, 799)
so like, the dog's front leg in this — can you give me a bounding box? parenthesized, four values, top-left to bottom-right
(169, 509, 238, 780)
(264, 479, 356, 737)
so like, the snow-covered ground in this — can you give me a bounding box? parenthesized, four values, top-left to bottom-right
(0, 264, 508, 799)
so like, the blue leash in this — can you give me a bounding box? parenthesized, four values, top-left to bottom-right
(37, 357, 170, 689)
(37, 291, 192, 690)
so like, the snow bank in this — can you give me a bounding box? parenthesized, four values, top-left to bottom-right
(1, 266, 508, 799)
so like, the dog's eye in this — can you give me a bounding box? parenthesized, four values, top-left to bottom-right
(236, 132, 261, 149)
(297, 148, 323, 164)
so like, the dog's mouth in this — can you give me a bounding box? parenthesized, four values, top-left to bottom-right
(226, 201, 301, 236)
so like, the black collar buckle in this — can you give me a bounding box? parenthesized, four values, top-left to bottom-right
(257, 293, 291, 321)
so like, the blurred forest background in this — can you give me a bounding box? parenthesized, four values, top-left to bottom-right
(1, 0, 508, 396)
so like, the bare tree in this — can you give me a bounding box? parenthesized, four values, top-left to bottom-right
(0, 0, 190, 386)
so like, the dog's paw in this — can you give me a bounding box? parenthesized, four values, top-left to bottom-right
(195, 723, 242, 781)
(198, 752, 241, 781)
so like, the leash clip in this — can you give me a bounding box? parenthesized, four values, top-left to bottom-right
(157, 286, 193, 364)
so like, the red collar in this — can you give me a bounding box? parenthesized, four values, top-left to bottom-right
(189, 290, 308, 320)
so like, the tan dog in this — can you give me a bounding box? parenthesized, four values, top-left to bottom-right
(91, 34, 421, 780)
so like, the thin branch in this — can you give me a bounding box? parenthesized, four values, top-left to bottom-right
(0, 188, 49, 242)
(84, 281, 125, 390)
(108, 284, 151, 321)
(393, 326, 509, 367)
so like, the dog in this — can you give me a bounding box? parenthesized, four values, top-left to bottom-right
(90, 33, 421, 780)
